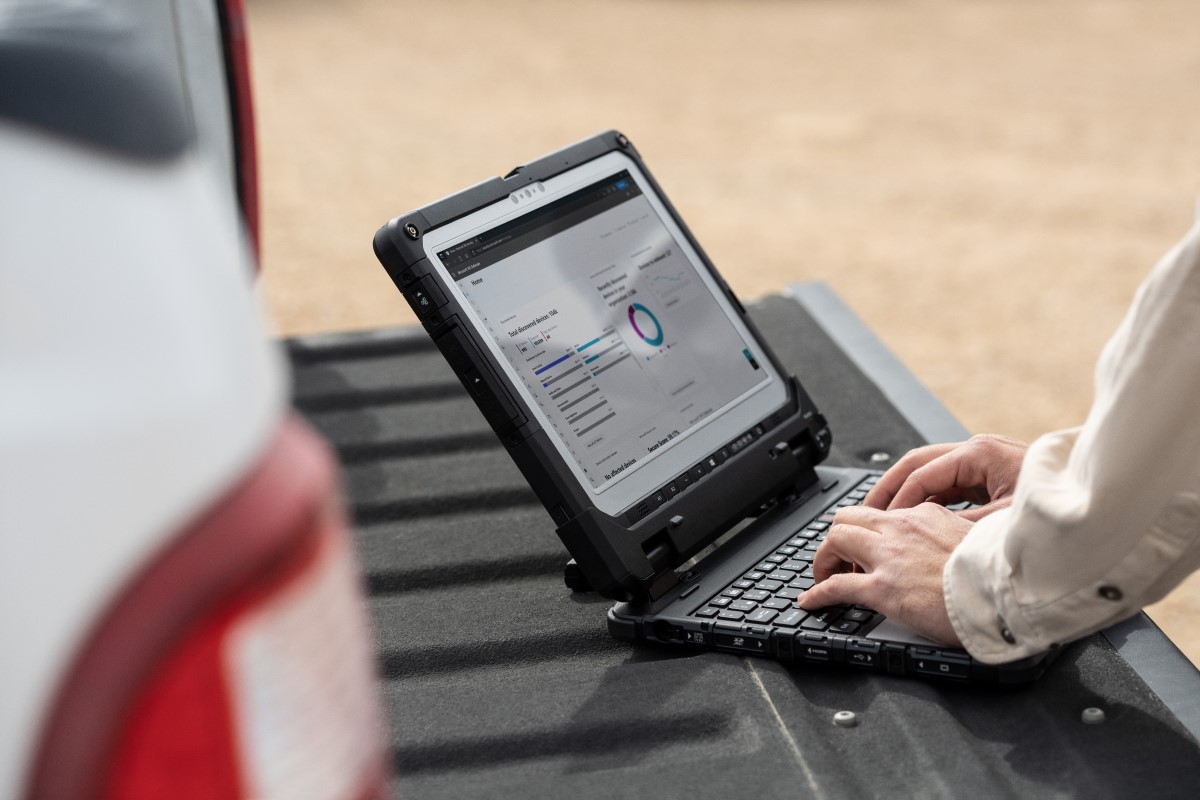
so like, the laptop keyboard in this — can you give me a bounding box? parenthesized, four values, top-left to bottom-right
(688, 474, 886, 635)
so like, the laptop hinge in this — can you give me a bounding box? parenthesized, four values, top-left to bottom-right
(645, 569, 681, 602)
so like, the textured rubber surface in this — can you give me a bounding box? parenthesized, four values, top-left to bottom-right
(289, 296, 1200, 798)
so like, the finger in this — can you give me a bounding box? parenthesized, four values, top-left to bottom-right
(865, 442, 961, 509)
(797, 572, 876, 610)
(930, 486, 992, 508)
(832, 504, 892, 528)
(956, 497, 1012, 522)
(812, 523, 881, 582)
(887, 447, 993, 511)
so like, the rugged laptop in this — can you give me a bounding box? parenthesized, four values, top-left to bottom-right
(373, 130, 1052, 683)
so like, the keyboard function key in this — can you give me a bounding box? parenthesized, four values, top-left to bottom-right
(742, 589, 770, 602)
(729, 600, 758, 613)
(773, 608, 806, 628)
(746, 608, 779, 624)
(717, 609, 745, 621)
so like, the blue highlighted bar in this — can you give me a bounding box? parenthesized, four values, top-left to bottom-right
(576, 336, 602, 352)
(534, 352, 573, 376)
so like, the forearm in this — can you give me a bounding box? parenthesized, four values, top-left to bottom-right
(944, 222, 1200, 664)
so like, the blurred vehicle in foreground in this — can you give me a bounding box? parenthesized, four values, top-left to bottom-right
(0, 2, 389, 797)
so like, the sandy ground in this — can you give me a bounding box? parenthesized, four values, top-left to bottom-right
(246, 0, 1200, 664)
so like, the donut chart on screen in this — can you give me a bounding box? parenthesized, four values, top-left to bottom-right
(627, 303, 664, 347)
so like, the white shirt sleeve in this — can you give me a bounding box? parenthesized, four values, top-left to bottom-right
(943, 221, 1200, 664)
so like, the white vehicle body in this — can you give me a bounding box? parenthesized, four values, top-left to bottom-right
(0, 3, 387, 796)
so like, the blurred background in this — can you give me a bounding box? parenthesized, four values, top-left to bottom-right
(245, 0, 1200, 660)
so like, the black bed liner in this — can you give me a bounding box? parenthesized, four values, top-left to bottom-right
(289, 289, 1200, 798)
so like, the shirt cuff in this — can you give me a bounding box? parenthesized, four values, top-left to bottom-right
(943, 508, 1044, 664)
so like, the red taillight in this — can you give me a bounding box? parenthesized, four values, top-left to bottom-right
(27, 418, 389, 799)
(218, 0, 260, 267)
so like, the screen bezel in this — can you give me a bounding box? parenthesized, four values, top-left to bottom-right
(420, 151, 790, 516)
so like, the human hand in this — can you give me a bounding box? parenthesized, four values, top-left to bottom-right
(865, 434, 1029, 522)
(798, 503, 971, 646)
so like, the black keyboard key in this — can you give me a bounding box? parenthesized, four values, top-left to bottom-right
(709, 597, 732, 608)
(799, 565, 814, 578)
(766, 554, 787, 564)
(772, 570, 796, 582)
(790, 577, 815, 590)
(755, 562, 777, 573)
(762, 597, 790, 610)
(804, 543, 820, 552)
(744, 571, 767, 581)
(805, 608, 843, 627)
(777, 546, 798, 556)
(796, 552, 815, 563)
(732, 579, 754, 590)
(746, 608, 779, 624)
(773, 608, 806, 628)
(695, 607, 719, 618)
(757, 579, 783, 592)
(717, 609, 745, 621)
(742, 589, 770, 602)
(722, 588, 744, 598)
(781, 561, 806, 572)
(794, 530, 818, 541)
(800, 616, 830, 631)
(776, 587, 802, 601)
(843, 609, 872, 622)
(829, 620, 860, 635)
(729, 599, 758, 613)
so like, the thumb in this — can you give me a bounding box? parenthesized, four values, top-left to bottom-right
(956, 498, 1012, 522)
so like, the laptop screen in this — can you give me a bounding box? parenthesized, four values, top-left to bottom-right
(423, 151, 788, 515)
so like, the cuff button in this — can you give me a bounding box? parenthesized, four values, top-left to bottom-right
(1098, 585, 1123, 602)
(1000, 626, 1017, 644)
